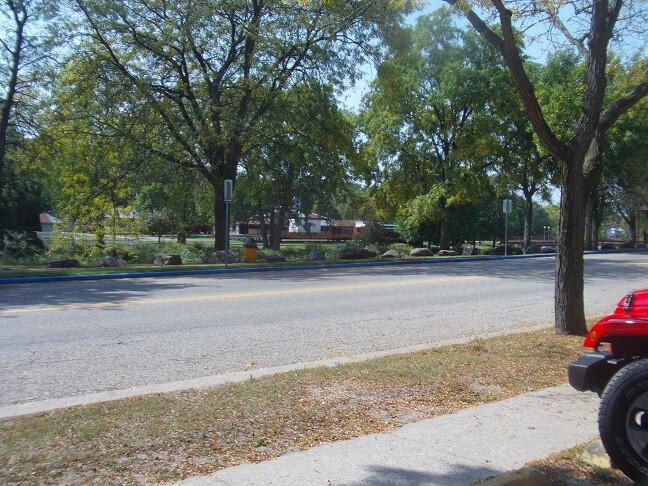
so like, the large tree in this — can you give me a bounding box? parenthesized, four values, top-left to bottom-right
(601, 99, 648, 243)
(0, 0, 29, 193)
(42, 57, 149, 245)
(487, 60, 558, 251)
(66, 0, 412, 251)
(444, 0, 648, 335)
(1, 0, 57, 243)
(583, 58, 648, 249)
(362, 9, 505, 249)
(239, 82, 357, 249)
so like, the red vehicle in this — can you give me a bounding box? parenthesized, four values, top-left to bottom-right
(569, 288, 648, 482)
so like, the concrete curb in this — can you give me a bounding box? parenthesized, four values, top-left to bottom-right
(0, 323, 549, 420)
(0, 252, 556, 285)
(3, 248, 644, 286)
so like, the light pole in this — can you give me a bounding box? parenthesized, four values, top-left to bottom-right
(544, 226, 551, 241)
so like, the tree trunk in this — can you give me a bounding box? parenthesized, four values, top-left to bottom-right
(439, 198, 451, 250)
(523, 192, 533, 251)
(593, 218, 600, 250)
(620, 209, 637, 243)
(630, 213, 637, 243)
(177, 183, 190, 244)
(271, 207, 285, 251)
(439, 219, 450, 249)
(0, 3, 27, 249)
(269, 211, 275, 248)
(555, 159, 587, 336)
(584, 190, 596, 251)
(584, 136, 604, 251)
(212, 181, 225, 251)
(257, 207, 270, 249)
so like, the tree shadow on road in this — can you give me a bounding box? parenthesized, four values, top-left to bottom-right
(0, 251, 645, 311)
(344, 464, 502, 486)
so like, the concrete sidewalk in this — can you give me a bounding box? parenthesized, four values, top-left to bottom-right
(175, 384, 601, 486)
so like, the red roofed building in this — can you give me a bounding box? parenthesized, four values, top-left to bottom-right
(39, 213, 62, 233)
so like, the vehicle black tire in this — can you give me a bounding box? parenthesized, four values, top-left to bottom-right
(599, 358, 648, 484)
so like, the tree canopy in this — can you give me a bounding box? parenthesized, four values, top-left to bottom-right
(362, 8, 513, 249)
(61, 0, 413, 250)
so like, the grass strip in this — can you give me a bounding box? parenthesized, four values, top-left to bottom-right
(1, 328, 586, 485)
(522, 439, 633, 485)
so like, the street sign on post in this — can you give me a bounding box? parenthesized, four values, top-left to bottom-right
(224, 179, 233, 266)
(503, 199, 512, 214)
(224, 179, 233, 203)
(503, 199, 512, 256)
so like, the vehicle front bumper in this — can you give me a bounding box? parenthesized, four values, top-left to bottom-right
(568, 351, 617, 394)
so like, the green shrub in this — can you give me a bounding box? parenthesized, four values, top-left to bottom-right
(318, 243, 348, 261)
(48, 233, 88, 260)
(133, 241, 213, 264)
(105, 244, 136, 261)
(388, 243, 412, 256)
(353, 220, 390, 252)
(257, 248, 281, 258)
(177, 243, 212, 264)
(128, 242, 159, 263)
(1, 231, 45, 260)
(273, 247, 309, 262)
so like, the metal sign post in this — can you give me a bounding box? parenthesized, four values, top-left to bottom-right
(224, 179, 233, 267)
(503, 199, 512, 256)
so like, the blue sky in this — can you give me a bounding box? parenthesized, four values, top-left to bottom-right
(339, 1, 555, 112)
(339, 3, 444, 111)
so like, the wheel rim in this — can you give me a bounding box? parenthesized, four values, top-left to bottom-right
(627, 390, 648, 460)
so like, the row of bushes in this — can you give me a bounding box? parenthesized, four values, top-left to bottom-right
(0, 231, 418, 267)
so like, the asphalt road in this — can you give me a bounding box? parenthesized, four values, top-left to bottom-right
(1, 252, 647, 407)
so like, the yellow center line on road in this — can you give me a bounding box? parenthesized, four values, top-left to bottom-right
(1, 275, 485, 315)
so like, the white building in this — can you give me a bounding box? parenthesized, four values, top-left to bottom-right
(288, 213, 329, 233)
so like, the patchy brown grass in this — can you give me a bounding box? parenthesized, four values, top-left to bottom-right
(523, 439, 633, 486)
(1, 329, 590, 485)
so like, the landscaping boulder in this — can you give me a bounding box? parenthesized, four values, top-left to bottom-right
(410, 247, 434, 257)
(154, 254, 182, 266)
(619, 240, 636, 249)
(540, 245, 556, 253)
(100, 255, 127, 268)
(600, 243, 617, 250)
(308, 250, 326, 261)
(339, 247, 376, 260)
(524, 244, 542, 254)
(381, 249, 400, 258)
(437, 249, 457, 257)
(485, 245, 523, 256)
(204, 250, 240, 264)
(47, 258, 81, 268)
